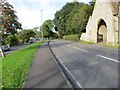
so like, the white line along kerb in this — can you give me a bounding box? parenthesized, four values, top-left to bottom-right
(67, 45, 71, 47)
(60, 60, 83, 88)
(97, 55, 120, 63)
(73, 47, 88, 52)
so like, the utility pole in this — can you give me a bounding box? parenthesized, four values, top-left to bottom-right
(118, 1, 120, 88)
(41, 9, 43, 40)
(118, 1, 120, 45)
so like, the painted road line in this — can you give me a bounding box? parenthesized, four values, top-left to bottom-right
(56, 56, 83, 88)
(61, 61, 83, 88)
(56, 56, 59, 58)
(73, 47, 88, 52)
(51, 54, 72, 88)
(42, 43, 47, 45)
(67, 45, 71, 47)
(57, 56, 63, 64)
(97, 55, 120, 63)
(73, 47, 79, 50)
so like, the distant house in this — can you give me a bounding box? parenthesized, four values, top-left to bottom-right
(80, 0, 119, 45)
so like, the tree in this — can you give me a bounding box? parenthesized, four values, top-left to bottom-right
(32, 27, 41, 39)
(0, 1, 22, 36)
(40, 19, 55, 39)
(18, 29, 36, 43)
(0, 1, 22, 57)
(53, 1, 95, 37)
(53, 2, 84, 36)
(5, 34, 19, 47)
(72, 4, 89, 34)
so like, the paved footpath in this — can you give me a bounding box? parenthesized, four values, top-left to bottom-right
(23, 42, 69, 88)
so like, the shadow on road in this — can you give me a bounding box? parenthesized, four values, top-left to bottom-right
(50, 40, 75, 49)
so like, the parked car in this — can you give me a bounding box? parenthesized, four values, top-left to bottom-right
(28, 40, 33, 44)
(1, 45, 10, 52)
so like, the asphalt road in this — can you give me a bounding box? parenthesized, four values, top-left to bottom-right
(50, 39, 119, 88)
(23, 42, 69, 88)
(0, 44, 29, 57)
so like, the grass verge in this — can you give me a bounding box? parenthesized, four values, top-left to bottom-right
(104, 44, 119, 49)
(80, 40, 94, 44)
(2, 41, 44, 88)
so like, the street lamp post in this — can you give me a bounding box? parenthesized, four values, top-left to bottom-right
(118, 1, 120, 44)
(41, 9, 43, 40)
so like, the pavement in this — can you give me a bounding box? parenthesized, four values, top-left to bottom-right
(50, 39, 119, 88)
(23, 42, 69, 88)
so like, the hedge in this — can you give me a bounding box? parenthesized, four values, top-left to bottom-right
(63, 34, 81, 41)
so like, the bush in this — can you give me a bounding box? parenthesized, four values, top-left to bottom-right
(63, 34, 81, 41)
(58, 34, 62, 39)
(5, 35, 19, 47)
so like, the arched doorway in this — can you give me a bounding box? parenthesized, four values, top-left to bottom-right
(97, 19, 107, 42)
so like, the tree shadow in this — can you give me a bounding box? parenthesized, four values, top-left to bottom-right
(49, 40, 75, 49)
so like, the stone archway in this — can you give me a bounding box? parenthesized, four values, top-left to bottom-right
(97, 19, 107, 42)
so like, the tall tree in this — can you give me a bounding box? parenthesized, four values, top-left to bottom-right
(71, 3, 94, 34)
(53, 2, 81, 36)
(53, 1, 95, 37)
(40, 19, 55, 39)
(0, 1, 22, 36)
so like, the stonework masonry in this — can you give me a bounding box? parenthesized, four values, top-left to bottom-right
(80, 0, 120, 45)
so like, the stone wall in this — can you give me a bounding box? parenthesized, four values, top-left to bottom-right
(80, 0, 118, 45)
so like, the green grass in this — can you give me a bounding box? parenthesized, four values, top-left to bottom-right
(80, 40, 94, 44)
(2, 41, 44, 88)
(80, 40, 119, 49)
(104, 44, 119, 49)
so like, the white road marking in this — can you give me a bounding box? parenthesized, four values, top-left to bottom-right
(56, 56, 83, 88)
(56, 56, 59, 58)
(67, 45, 71, 47)
(43, 42, 47, 44)
(97, 55, 120, 63)
(60, 61, 83, 88)
(73, 47, 80, 50)
(73, 47, 88, 52)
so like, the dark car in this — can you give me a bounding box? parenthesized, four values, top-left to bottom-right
(28, 40, 33, 44)
(1, 45, 10, 52)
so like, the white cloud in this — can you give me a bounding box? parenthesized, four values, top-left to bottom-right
(8, 0, 91, 29)
(17, 7, 41, 29)
(8, 0, 90, 3)
(8, 0, 59, 29)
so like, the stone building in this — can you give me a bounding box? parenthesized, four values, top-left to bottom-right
(80, 0, 119, 45)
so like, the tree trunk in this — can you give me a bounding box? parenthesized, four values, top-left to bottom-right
(7, 44, 10, 48)
(0, 47, 5, 57)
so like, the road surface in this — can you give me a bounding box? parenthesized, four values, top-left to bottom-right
(0, 44, 29, 57)
(50, 39, 119, 88)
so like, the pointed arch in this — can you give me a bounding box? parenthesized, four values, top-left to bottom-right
(97, 18, 107, 42)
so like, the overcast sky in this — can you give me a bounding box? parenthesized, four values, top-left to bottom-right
(8, 0, 91, 29)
